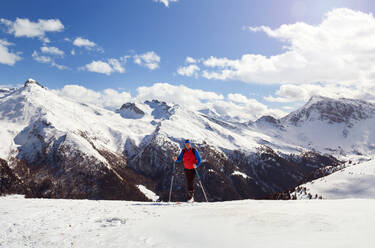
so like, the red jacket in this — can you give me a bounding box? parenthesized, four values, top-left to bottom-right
(176, 147, 202, 169)
(182, 148, 198, 169)
(183, 148, 198, 170)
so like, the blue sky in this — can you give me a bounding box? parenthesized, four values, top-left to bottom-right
(1, 0, 375, 120)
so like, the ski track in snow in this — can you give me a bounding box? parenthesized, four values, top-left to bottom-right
(1, 195, 375, 248)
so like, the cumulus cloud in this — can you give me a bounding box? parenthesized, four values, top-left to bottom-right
(153, 0, 178, 7)
(177, 64, 200, 77)
(0, 39, 21, 66)
(41, 46, 64, 57)
(54, 82, 284, 121)
(73, 37, 96, 48)
(68, 37, 103, 52)
(186, 56, 197, 64)
(134, 83, 224, 107)
(32, 50, 67, 70)
(134, 83, 285, 121)
(32, 51, 52, 63)
(54, 85, 132, 110)
(133, 51, 160, 70)
(81, 58, 125, 75)
(0, 18, 64, 42)
(264, 83, 375, 103)
(180, 8, 375, 89)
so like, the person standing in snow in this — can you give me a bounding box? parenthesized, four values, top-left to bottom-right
(173, 139, 202, 202)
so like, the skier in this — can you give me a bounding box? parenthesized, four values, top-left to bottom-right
(173, 139, 202, 202)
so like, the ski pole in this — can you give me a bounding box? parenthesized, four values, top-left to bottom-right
(169, 162, 176, 202)
(194, 167, 208, 202)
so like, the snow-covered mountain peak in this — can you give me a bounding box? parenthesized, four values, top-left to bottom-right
(267, 96, 375, 156)
(281, 95, 375, 126)
(26, 78, 36, 83)
(24, 78, 44, 88)
(254, 115, 285, 132)
(116, 102, 145, 119)
(144, 99, 175, 120)
(256, 115, 281, 125)
(305, 95, 331, 106)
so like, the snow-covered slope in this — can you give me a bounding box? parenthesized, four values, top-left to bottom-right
(0, 79, 154, 160)
(1, 195, 375, 248)
(0, 79, 297, 161)
(293, 159, 375, 199)
(277, 96, 375, 156)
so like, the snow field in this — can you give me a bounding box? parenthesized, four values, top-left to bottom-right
(295, 159, 375, 199)
(1, 195, 375, 248)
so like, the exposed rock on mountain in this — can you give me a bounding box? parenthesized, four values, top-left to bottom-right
(116, 102, 145, 119)
(145, 99, 174, 120)
(0, 158, 27, 196)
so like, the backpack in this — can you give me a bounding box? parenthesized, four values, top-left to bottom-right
(182, 147, 197, 159)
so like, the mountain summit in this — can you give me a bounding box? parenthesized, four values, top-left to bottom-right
(24, 78, 44, 88)
(281, 95, 375, 126)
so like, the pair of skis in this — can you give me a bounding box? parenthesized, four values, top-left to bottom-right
(168, 162, 209, 203)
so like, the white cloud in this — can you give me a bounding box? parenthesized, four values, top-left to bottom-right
(82, 58, 125, 75)
(228, 93, 252, 104)
(182, 8, 375, 89)
(73, 37, 96, 48)
(133, 51, 160, 70)
(71, 49, 75, 56)
(264, 83, 375, 103)
(83, 61, 115, 75)
(203, 56, 239, 68)
(54, 82, 285, 121)
(177, 64, 200, 77)
(54, 85, 132, 110)
(264, 84, 308, 103)
(32, 51, 52, 63)
(71, 37, 103, 52)
(0, 18, 64, 42)
(135, 83, 224, 107)
(186, 56, 197, 64)
(0, 40, 12, 46)
(0, 39, 21, 66)
(41, 46, 64, 57)
(134, 83, 284, 121)
(108, 58, 125, 73)
(153, 0, 178, 7)
(32, 51, 67, 70)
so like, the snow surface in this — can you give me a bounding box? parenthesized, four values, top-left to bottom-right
(1, 195, 375, 248)
(231, 170, 249, 179)
(295, 159, 375, 199)
(136, 185, 159, 202)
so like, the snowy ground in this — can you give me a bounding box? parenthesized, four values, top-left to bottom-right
(295, 159, 375, 199)
(1, 195, 375, 248)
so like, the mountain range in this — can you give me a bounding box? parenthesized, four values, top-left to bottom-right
(1, 79, 374, 201)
